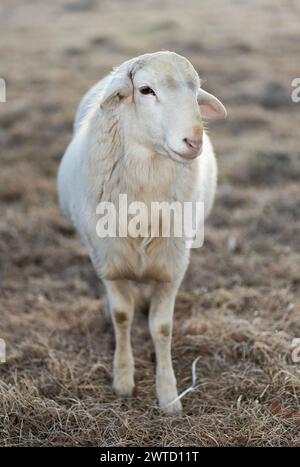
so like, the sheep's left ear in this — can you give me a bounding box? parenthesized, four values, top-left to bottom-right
(197, 88, 227, 119)
(101, 60, 135, 110)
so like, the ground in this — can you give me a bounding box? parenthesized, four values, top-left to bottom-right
(0, 0, 300, 447)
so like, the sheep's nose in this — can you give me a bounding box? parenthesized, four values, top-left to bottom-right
(183, 137, 203, 152)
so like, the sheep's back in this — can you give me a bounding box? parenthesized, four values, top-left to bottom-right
(73, 76, 110, 134)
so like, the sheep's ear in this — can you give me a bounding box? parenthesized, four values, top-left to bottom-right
(100, 62, 134, 110)
(197, 88, 227, 119)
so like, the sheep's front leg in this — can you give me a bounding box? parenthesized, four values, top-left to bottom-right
(149, 282, 182, 415)
(105, 280, 135, 397)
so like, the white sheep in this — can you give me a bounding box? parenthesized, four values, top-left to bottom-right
(57, 51, 226, 414)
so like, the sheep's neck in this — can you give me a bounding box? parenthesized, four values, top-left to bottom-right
(88, 109, 180, 205)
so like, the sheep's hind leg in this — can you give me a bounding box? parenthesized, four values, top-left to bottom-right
(105, 279, 135, 397)
(149, 282, 182, 415)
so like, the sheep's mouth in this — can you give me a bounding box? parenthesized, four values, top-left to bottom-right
(166, 145, 202, 162)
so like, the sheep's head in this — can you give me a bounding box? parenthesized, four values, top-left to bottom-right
(101, 51, 227, 163)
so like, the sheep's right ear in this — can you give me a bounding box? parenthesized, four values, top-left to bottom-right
(100, 61, 135, 110)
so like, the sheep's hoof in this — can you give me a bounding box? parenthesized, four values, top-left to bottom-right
(160, 398, 183, 416)
(113, 373, 135, 398)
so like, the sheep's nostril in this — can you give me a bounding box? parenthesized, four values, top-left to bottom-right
(183, 138, 202, 151)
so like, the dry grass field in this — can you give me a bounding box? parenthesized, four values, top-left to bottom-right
(1, 0, 300, 446)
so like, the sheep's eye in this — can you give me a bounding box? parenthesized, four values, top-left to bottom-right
(139, 86, 156, 96)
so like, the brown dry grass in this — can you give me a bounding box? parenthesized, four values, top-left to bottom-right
(1, 0, 300, 446)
